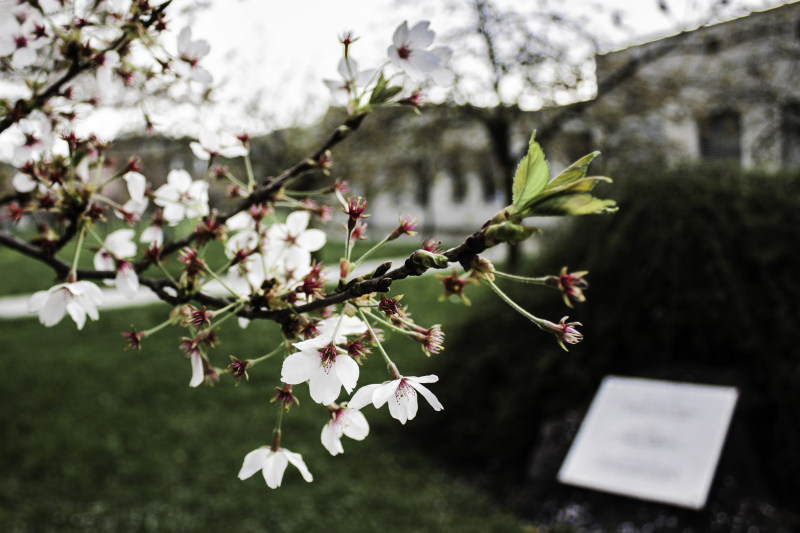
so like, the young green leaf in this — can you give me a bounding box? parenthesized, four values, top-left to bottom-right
(547, 151, 600, 190)
(525, 193, 618, 216)
(511, 131, 549, 216)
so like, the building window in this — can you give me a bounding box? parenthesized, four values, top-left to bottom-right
(699, 110, 741, 161)
(704, 37, 721, 54)
(782, 102, 800, 168)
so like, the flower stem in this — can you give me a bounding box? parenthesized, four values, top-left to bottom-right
(155, 263, 180, 288)
(209, 299, 245, 329)
(68, 223, 87, 283)
(143, 317, 173, 337)
(93, 193, 128, 213)
(243, 153, 256, 192)
(484, 278, 548, 332)
(223, 170, 248, 191)
(360, 307, 413, 337)
(202, 265, 241, 298)
(250, 344, 284, 367)
(351, 234, 391, 268)
(492, 271, 550, 285)
(357, 308, 394, 370)
(271, 405, 284, 451)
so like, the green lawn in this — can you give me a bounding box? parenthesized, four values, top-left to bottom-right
(0, 270, 519, 531)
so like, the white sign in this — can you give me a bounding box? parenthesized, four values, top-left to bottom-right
(557, 376, 738, 509)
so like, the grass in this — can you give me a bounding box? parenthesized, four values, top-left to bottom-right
(0, 264, 520, 532)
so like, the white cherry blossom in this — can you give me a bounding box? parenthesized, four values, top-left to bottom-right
(0, 7, 47, 69)
(225, 210, 257, 232)
(153, 169, 209, 225)
(12, 113, 54, 165)
(321, 405, 369, 456)
(28, 281, 103, 330)
(238, 447, 313, 489)
(388, 21, 449, 83)
(281, 334, 360, 405)
(12, 172, 38, 193)
(429, 46, 455, 87)
(140, 225, 164, 247)
(267, 210, 326, 273)
(93, 229, 139, 298)
(190, 129, 247, 160)
(323, 57, 377, 104)
(175, 26, 212, 84)
(315, 315, 368, 345)
(115, 171, 149, 221)
(95, 50, 120, 97)
(224, 252, 268, 296)
(348, 374, 443, 425)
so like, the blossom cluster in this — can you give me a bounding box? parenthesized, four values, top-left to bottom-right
(1, 4, 613, 490)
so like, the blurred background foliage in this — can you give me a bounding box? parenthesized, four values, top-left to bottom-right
(411, 161, 800, 530)
(3, 161, 800, 531)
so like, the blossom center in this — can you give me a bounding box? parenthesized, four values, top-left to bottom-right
(396, 379, 415, 401)
(319, 345, 337, 372)
(397, 46, 411, 60)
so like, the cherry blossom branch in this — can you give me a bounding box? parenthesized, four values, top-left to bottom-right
(244, 219, 492, 322)
(136, 113, 368, 269)
(0, 1, 171, 135)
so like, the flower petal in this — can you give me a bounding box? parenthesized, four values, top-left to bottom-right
(308, 364, 342, 405)
(166, 169, 192, 191)
(372, 380, 401, 409)
(392, 21, 409, 48)
(321, 421, 344, 456)
(123, 171, 147, 201)
(263, 451, 288, 489)
(334, 355, 359, 394)
(387, 386, 411, 424)
(284, 450, 314, 483)
(36, 289, 67, 327)
(408, 380, 444, 412)
(281, 352, 319, 385)
(348, 383, 381, 410)
(408, 49, 441, 73)
(296, 228, 326, 252)
(341, 409, 369, 441)
(407, 21, 434, 48)
(115, 264, 140, 298)
(12, 172, 37, 193)
(65, 300, 87, 330)
(238, 448, 269, 480)
(189, 352, 204, 388)
(286, 210, 310, 234)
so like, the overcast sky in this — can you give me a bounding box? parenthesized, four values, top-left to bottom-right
(84, 0, 794, 139)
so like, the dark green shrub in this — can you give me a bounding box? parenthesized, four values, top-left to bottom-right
(416, 162, 800, 517)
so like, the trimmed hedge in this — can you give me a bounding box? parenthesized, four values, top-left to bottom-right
(415, 162, 800, 526)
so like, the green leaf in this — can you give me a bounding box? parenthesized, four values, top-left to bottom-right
(510, 146, 617, 219)
(546, 151, 600, 190)
(546, 175, 613, 195)
(511, 131, 549, 214)
(526, 193, 618, 216)
(368, 73, 402, 105)
(369, 73, 388, 104)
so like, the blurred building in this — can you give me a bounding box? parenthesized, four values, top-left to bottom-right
(87, 2, 800, 236)
(551, 1, 800, 171)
